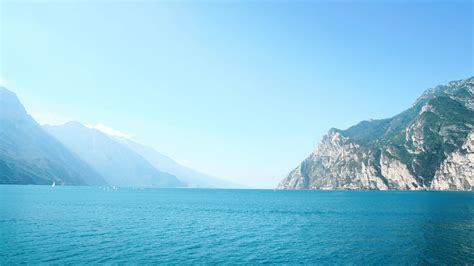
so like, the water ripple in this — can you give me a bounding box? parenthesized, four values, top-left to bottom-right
(0, 186, 473, 264)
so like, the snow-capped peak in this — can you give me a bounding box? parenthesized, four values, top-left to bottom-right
(85, 123, 134, 140)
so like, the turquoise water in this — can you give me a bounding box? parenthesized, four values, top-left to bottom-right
(1, 186, 473, 264)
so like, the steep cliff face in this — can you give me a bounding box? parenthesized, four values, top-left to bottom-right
(430, 132, 473, 190)
(278, 77, 474, 191)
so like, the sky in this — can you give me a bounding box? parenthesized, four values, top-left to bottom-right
(0, 0, 472, 188)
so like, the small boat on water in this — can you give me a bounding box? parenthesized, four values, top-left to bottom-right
(51, 181, 56, 187)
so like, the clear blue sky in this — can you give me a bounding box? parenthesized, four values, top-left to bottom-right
(1, 0, 472, 188)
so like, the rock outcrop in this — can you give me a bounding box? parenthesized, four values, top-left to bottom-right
(430, 132, 473, 190)
(278, 77, 474, 191)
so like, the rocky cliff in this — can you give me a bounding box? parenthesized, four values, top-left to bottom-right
(278, 77, 474, 191)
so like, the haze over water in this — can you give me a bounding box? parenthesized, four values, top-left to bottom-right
(1, 186, 472, 264)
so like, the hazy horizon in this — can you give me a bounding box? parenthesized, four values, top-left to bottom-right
(1, 0, 472, 188)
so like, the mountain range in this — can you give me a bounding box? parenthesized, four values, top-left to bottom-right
(278, 77, 473, 191)
(0, 86, 235, 188)
(2, 77, 473, 190)
(43, 122, 183, 188)
(0, 87, 106, 185)
(113, 136, 239, 188)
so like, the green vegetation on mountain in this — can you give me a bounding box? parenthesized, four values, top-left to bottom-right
(279, 77, 474, 190)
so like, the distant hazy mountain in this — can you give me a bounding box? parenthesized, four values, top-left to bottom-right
(0, 87, 106, 186)
(44, 122, 183, 188)
(113, 136, 239, 188)
(278, 77, 474, 191)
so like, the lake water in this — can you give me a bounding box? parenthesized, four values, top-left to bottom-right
(1, 185, 473, 264)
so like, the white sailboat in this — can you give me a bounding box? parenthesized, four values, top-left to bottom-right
(51, 181, 56, 187)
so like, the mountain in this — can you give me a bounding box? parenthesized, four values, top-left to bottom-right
(278, 77, 474, 191)
(0, 87, 107, 185)
(113, 136, 239, 188)
(44, 122, 183, 188)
